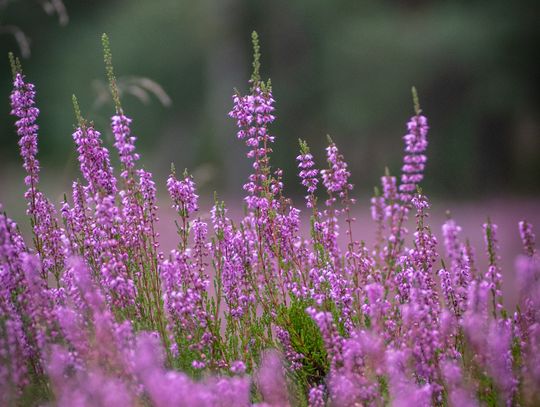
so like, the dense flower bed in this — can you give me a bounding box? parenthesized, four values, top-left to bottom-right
(1, 33, 539, 406)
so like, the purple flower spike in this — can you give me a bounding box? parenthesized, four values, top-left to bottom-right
(297, 141, 319, 208)
(399, 115, 428, 203)
(10, 73, 40, 191)
(321, 141, 352, 204)
(112, 114, 140, 180)
(72, 124, 117, 197)
(167, 171, 199, 216)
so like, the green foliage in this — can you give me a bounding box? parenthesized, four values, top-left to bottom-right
(101, 33, 122, 112)
(298, 139, 313, 159)
(477, 372, 499, 407)
(251, 31, 261, 84)
(71, 94, 84, 127)
(171, 332, 200, 376)
(411, 86, 421, 115)
(19, 379, 51, 407)
(278, 298, 329, 391)
(8, 51, 22, 79)
(377, 375, 390, 404)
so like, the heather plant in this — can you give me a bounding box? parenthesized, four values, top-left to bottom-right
(1, 32, 539, 407)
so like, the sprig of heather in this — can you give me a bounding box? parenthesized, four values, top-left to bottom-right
(399, 88, 429, 204)
(483, 219, 505, 319)
(102, 35, 158, 246)
(10, 71, 65, 281)
(314, 138, 352, 265)
(440, 217, 472, 317)
(229, 84, 276, 210)
(229, 33, 276, 212)
(210, 202, 253, 320)
(0, 210, 34, 401)
(371, 169, 401, 263)
(321, 138, 353, 204)
(320, 137, 361, 291)
(297, 139, 319, 209)
(167, 166, 199, 250)
(94, 195, 137, 309)
(380, 89, 430, 276)
(372, 91, 430, 292)
(380, 171, 401, 250)
(519, 220, 536, 257)
(160, 246, 212, 368)
(61, 181, 87, 254)
(71, 104, 117, 197)
(10, 72, 40, 206)
(396, 193, 443, 392)
(112, 114, 139, 181)
(275, 325, 303, 371)
(167, 167, 199, 216)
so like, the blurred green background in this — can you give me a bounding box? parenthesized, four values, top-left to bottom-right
(1, 0, 539, 203)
